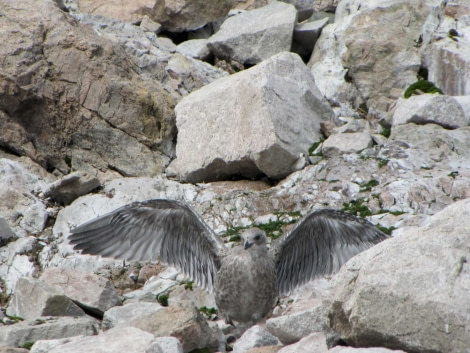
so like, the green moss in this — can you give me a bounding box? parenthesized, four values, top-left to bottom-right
(377, 225, 396, 235)
(308, 139, 324, 156)
(199, 306, 218, 319)
(342, 199, 372, 218)
(156, 293, 169, 307)
(21, 342, 35, 350)
(377, 158, 389, 169)
(380, 127, 391, 138)
(360, 179, 379, 192)
(404, 80, 443, 98)
(181, 280, 194, 291)
(448, 171, 459, 179)
(189, 348, 212, 353)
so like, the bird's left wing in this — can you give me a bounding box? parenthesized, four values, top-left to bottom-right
(274, 209, 389, 295)
(69, 199, 225, 291)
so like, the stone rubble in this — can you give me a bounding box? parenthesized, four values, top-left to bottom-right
(1, 0, 470, 352)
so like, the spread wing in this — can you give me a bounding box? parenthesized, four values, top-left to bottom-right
(274, 209, 389, 295)
(69, 199, 225, 292)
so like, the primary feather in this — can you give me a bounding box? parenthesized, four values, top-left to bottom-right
(69, 199, 389, 324)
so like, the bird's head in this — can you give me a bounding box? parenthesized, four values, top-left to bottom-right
(242, 228, 267, 251)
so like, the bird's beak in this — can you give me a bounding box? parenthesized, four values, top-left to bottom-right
(244, 241, 253, 250)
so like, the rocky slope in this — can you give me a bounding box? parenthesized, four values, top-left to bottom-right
(0, 0, 469, 352)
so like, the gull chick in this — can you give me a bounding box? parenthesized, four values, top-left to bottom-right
(69, 199, 388, 325)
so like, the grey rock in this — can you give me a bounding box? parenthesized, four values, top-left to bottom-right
(102, 302, 164, 330)
(29, 326, 153, 353)
(0, 217, 17, 245)
(6, 277, 86, 320)
(293, 17, 329, 56)
(146, 337, 184, 353)
(232, 325, 281, 353)
(176, 39, 211, 60)
(0, 316, 99, 348)
(42, 171, 100, 205)
(169, 51, 335, 182)
(0, 348, 30, 353)
(328, 199, 470, 353)
(39, 268, 122, 317)
(392, 94, 469, 129)
(329, 347, 407, 353)
(322, 132, 373, 157)
(208, 1, 297, 64)
(277, 332, 328, 353)
(266, 304, 326, 345)
(152, 0, 233, 32)
(140, 15, 162, 34)
(280, 0, 315, 21)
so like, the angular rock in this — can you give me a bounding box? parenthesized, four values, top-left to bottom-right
(208, 1, 297, 64)
(146, 337, 184, 353)
(313, 0, 339, 12)
(293, 17, 329, 57)
(0, 217, 17, 246)
(0, 0, 175, 177)
(281, 0, 315, 21)
(42, 171, 100, 205)
(233, 325, 281, 353)
(102, 302, 164, 330)
(322, 132, 372, 157)
(29, 326, 153, 353)
(169, 52, 336, 183)
(0, 316, 99, 348)
(0, 348, 29, 353)
(176, 39, 211, 61)
(329, 348, 407, 353)
(103, 301, 217, 353)
(6, 277, 86, 320)
(392, 94, 469, 129)
(277, 332, 328, 353)
(76, 0, 156, 23)
(39, 268, 122, 317)
(152, 0, 233, 32)
(266, 304, 326, 345)
(327, 199, 470, 353)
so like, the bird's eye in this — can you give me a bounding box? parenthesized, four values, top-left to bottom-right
(254, 234, 261, 241)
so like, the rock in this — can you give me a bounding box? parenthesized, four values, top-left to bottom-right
(176, 39, 211, 60)
(76, 0, 156, 24)
(277, 332, 328, 353)
(329, 348, 407, 353)
(322, 132, 373, 157)
(293, 17, 329, 58)
(0, 158, 52, 236)
(0, 0, 175, 177)
(103, 301, 216, 352)
(0, 348, 30, 353)
(266, 303, 326, 345)
(29, 326, 153, 353)
(327, 199, 470, 353)
(169, 51, 336, 183)
(0, 316, 99, 348)
(392, 94, 469, 129)
(232, 325, 281, 353)
(140, 15, 162, 33)
(39, 268, 122, 317)
(208, 1, 297, 64)
(280, 0, 315, 21)
(0, 217, 17, 245)
(0, 237, 38, 295)
(152, 0, 233, 32)
(102, 302, 164, 330)
(42, 171, 100, 205)
(313, 0, 339, 12)
(145, 337, 184, 353)
(6, 277, 86, 320)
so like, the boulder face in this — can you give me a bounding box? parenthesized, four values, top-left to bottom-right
(327, 199, 470, 353)
(169, 52, 335, 183)
(0, 0, 175, 177)
(151, 0, 234, 32)
(208, 1, 297, 64)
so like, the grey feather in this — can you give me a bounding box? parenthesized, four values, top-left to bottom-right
(274, 209, 389, 295)
(69, 200, 389, 324)
(69, 199, 224, 292)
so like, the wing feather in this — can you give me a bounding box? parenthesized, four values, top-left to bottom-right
(69, 199, 225, 291)
(274, 209, 389, 295)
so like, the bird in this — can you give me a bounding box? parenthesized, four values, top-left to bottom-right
(69, 199, 389, 325)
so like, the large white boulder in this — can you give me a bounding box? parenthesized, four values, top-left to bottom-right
(169, 52, 336, 183)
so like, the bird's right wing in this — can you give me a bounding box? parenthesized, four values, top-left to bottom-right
(69, 199, 225, 292)
(274, 209, 389, 295)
